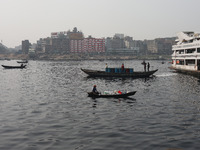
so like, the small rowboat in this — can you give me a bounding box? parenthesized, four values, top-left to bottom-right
(88, 91, 136, 98)
(17, 60, 28, 63)
(2, 65, 26, 69)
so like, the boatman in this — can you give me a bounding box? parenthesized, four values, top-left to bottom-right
(92, 85, 99, 94)
(143, 61, 146, 72)
(147, 62, 150, 72)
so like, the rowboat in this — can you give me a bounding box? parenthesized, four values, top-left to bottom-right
(2, 65, 26, 69)
(88, 91, 137, 98)
(81, 68, 158, 78)
(17, 60, 28, 63)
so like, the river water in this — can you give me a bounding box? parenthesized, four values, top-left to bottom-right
(0, 59, 200, 150)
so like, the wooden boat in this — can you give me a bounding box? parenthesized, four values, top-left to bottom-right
(88, 91, 136, 98)
(2, 64, 26, 69)
(17, 60, 28, 63)
(81, 68, 158, 78)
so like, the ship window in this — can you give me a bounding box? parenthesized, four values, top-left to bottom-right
(179, 50, 184, 54)
(176, 59, 184, 65)
(185, 48, 195, 53)
(197, 48, 200, 53)
(185, 59, 195, 65)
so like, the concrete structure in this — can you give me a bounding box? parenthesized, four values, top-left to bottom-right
(22, 40, 30, 54)
(70, 40, 83, 53)
(144, 38, 175, 55)
(82, 36, 105, 53)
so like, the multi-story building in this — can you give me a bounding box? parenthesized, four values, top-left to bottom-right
(144, 38, 175, 55)
(106, 35, 135, 55)
(50, 38, 70, 54)
(144, 40, 157, 54)
(22, 40, 30, 54)
(82, 36, 105, 53)
(69, 27, 84, 53)
(95, 38, 105, 53)
(70, 40, 83, 53)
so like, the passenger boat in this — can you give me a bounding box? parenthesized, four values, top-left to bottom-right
(88, 91, 136, 98)
(170, 31, 200, 78)
(81, 68, 158, 78)
(2, 64, 26, 69)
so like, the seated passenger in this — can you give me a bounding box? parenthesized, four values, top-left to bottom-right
(92, 85, 99, 94)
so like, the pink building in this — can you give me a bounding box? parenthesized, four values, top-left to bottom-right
(70, 37, 105, 53)
(95, 38, 105, 53)
(82, 37, 105, 53)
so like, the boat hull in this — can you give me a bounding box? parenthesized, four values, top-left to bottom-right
(17, 60, 28, 63)
(81, 68, 158, 78)
(88, 91, 136, 98)
(2, 65, 26, 69)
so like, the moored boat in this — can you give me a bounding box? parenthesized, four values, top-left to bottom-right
(170, 31, 200, 78)
(88, 91, 136, 98)
(2, 64, 26, 69)
(81, 68, 158, 78)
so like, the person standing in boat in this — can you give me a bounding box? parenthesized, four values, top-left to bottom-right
(142, 61, 147, 72)
(105, 63, 108, 72)
(92, 85, 99, 94)
(121, 63, 124, 72)
(106, 63, 108, 68)
(147, 62, 150, 72)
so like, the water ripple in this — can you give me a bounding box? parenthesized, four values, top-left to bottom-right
(0, 60, 200, 149)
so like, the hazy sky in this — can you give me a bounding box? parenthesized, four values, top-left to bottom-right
(1, 0, 200, 48)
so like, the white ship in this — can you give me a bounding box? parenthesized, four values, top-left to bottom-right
(171, 31, 200, 77)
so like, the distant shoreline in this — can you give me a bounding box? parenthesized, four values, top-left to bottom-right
(0, 53, 171, 61)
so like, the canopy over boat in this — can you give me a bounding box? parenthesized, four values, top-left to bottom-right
(88, 91, 136, 98)
(81, 68, 158, 78)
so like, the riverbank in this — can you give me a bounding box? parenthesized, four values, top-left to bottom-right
(0, 53, 171, 61)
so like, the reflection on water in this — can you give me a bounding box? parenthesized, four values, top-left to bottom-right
(0, 60, 200, 150)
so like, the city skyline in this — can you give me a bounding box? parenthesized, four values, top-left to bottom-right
(1, 0, 200, 48)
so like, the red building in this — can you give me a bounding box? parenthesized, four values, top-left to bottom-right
(70, 37, 105, 53)
(82, 37, 105, 53)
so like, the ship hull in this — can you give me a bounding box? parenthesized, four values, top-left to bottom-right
(169, 66, 200, 78)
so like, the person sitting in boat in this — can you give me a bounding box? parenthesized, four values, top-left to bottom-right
(92, 85, 99, 94)
(121, 63, 124, 72)
(118, 90, 122, 94)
